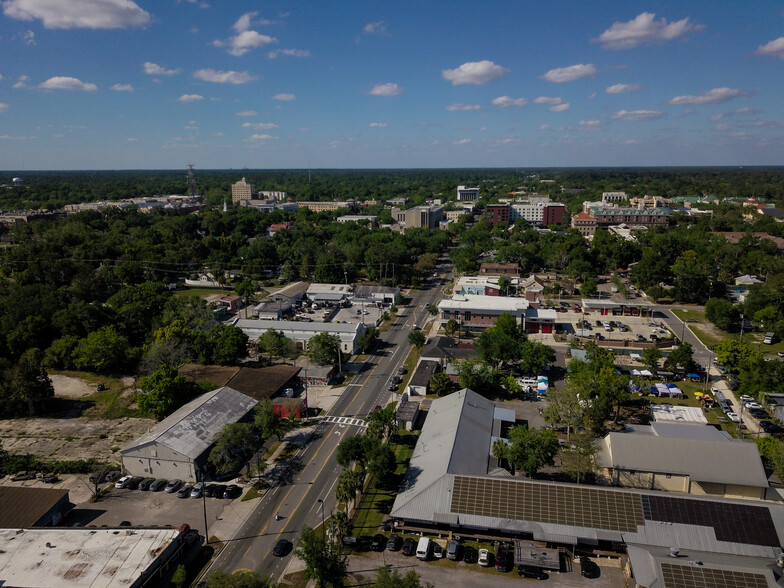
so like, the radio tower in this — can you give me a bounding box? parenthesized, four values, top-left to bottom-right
(186, 163, 198, 196)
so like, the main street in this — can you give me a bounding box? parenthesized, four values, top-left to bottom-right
(209, 271, 450, 580)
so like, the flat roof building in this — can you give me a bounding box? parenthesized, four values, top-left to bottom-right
(0, 488, 70, 528)
(234, 318, 366, 355)
(231, 177, 255, 203)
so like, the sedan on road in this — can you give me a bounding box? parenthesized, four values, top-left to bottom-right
(273, 539, 292, 557)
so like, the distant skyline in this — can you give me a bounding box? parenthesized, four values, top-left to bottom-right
(1, 1, 784, 170)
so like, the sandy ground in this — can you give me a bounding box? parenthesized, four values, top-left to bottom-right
(49, 374, 96, 398)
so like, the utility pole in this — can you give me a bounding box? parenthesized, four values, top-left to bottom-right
(317, 498, 326, 544)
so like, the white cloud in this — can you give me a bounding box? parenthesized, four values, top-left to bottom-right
(446, 103, 480, 111)
(39, 76, 97, 91)
(21, 29, 35, 44)
(596, 12, 703, 50)
(127, 137, 137, 141)
(268, 48, 310, 59)
(605, 83, 641, 94)
(667, 87, 751, 105)
(757, 37, 784, 59)
(144, 62, 179, 76)
(714, 123, 730, 131)
(442, 60, 508, 85)
(453, 139, 471, 145)
(0, 75, 3, 81)
(110, 83, 133, 91)
(363, 21, 389, 35)
(549, 102, 571, 112)
(3, 0, 150, 29)
(272, 93, 295, 101)
(369, 122, 388, 127)
(242, 122, 279, 130)
(193, 68, 255, 84)
(213, 132, 224, 136)
(178, 94, 204, 102)
(611, 109, 664, 120)
(491, 96, 528, 108)
(0, 103, 8, 113)
(236, 110, 257, 116)
(249, 133, 278, 140)
(13, 75, 29, 89)
(580, 120, 601, 126)
(540, 63, 596, 83)
(711, 107, 759, 121)
(369, 83, 403, 96)
(534, 96, 563, 105)
(214, 12, 277, 56)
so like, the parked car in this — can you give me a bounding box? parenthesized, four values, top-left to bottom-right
(370, 534, 386, 552)
(518, 565, 547, 580)
(115, 475, 134, 489)
(203, 484, 218, 497)
(223, 484, 241, 499)
(727, 412, 741, 423)
(478, 548, 491, 566)
(401, 538, 417, 556)
(580, 557, 600, 578)
(462, 545, 477, 564)
(164, 479, 182, 493)
(138, 477, 155, 491)
(127, 477, 144, 489)
(387, 383, 398, 391)
(212, 484, 226, 498)
(446, 539, 461, 560)
(104, 471, 121, 483)
(190, 482, 204, 498)
(431, 542, 444, 559)
(397, 367, 407, 375)
(149, 478, 167, 492)
(41, 473, 59, 484)
(273, 539, 292, 557)
(177, 485, 193, 498)
(386, 534, 402, 551)
(495, 544, 511, 572)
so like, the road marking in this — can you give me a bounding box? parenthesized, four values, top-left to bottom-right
(321, 415, 367, 428)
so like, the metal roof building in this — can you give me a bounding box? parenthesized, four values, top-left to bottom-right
(391, 389, 784, 577)
(0, 488, 70, 528)
(120, 387, 257, 482)
(233, 318, 366, 355)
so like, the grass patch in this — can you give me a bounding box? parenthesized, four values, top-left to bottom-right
(351, 431, 418, 536)
(275, 443, 297, 462)
(642, 385, 742, 437)
(175, 288, 233, 298)
(264, 441, 282, 459)
(50, 371, 139, 419)
(241, 485, 264, 502)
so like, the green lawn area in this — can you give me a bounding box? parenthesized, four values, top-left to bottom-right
(671, 308, 776, 354)
(351, 431, 418, 537)
(51, 371, 139, 419)
(644, 382, 742, 437)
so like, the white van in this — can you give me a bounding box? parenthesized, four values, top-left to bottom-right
(416, 537, 430, 560)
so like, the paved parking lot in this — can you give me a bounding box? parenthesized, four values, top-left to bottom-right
(67, 485, 237, 532)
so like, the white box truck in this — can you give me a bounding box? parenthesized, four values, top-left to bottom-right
(416, 537, 430, 560)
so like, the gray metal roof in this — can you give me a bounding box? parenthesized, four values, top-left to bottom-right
(597, 427, 768, 488)
(391, 389, 493, 520)
(353, 285, 400, 296)
(122, 387, 257, 460)
(409, 360, 439, 387)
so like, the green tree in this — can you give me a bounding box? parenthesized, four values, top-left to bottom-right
(443, 319, 459, 338)
(195, 324, 249, 365)
(714, 339, 758, 372)
(704, 298, 740, 332)
(7, 348, 55, 417)
(579, 278, 598, 297)
(137, 364, 197, 420)
(357, 327, 380, 353)
(43, 336, 79, 370)
(336, 436, 369, 470)
(172, 564, 188, 588)
(327, 511, 350, 545)
(254, 399, 293, 442)
(492, 439, 509, 469)
(295, 526, 349, 588)
(335, 469, 365, 512)
(429, 372, 453, 397)
(235, 279, 259, 318)
(498, 277, 511, 296)
(518, 341, 555, 375)
(206, 570, 276, 588)
(506, 425, 559, 477)
(366, 406, 396, 441)
(258, 329, 296, 362)
(664, 343, 695, 371)
(455, 358, 498, 396)
(308, 333, 342, 366)
(373, 567, 433, 588)
(408, 330, 426, 349)
(559, 429, 597, 484)
(366, 441, 397, 483)
(72, 326, 131, 374)
(645, 285, 669, 303)
(756, 437, 784, 483)
(542, 384, 583, 440)
(641, 347, 662, 371)
(208, 422, 260, 476)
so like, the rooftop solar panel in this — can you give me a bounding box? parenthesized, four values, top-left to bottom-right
(450, 476, 644, 532)
(642, 495, 780, 547)
(660, 562, 768, 588)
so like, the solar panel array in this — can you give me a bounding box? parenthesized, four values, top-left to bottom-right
(450, 476, 644, 532)
(660, 563, 768, 588)
(642, 495, 780, 547)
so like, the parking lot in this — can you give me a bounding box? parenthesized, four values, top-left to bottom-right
(67, 483, 239, 531)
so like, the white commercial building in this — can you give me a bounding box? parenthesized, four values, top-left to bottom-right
(234, 318, 366, 355)
(456, 185, 480, 201)
(231, 177, 255, 203)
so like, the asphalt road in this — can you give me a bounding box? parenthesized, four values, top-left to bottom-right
(210, 274, 450, 580)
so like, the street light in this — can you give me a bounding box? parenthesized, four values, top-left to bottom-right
(317, 498, 326, 544)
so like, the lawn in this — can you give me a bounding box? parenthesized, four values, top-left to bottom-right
(51, 371, 139, 420)
(671, 308, 776, 354)
(174, 287, 233, 298)
(351, 431, 418, 537)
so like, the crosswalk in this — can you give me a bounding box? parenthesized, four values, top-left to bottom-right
(320, 415, 367, 428)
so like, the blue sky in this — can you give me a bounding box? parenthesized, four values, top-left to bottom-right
(1, 0, 784, 170)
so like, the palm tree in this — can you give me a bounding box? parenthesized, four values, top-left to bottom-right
(327, 511, 350, 546)
(492, 439, 508, 469)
